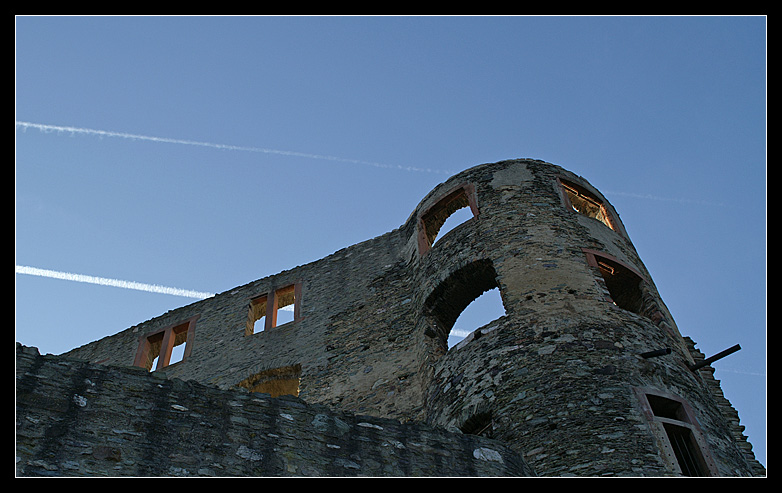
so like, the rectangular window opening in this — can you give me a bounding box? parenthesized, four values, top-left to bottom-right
(247, 295, 268, 335)
(598, 258, 644, 314)
(561, 179, 615, 230)
(274, 285, 296, 326)
(648, 394, 690, 422)
(638, 389, 715, 477)
(585, 251, 645, 315)
(246, 284, 300, 335)
(663, 423, 708, 477)
(142, 331, 165, 372)
(169, 335, 187, 366)
(134, 319, 195, 372)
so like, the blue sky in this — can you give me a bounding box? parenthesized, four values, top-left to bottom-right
(15, 16, 766, 469)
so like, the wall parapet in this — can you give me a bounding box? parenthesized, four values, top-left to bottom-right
(16, 344, 532, 477)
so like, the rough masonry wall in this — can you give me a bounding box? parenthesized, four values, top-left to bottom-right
(16, 344, 532, 477)
(59, 211, 430, 423)
(44, 158, 763, 477)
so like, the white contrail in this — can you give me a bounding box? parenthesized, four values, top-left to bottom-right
(15, 121, 453, 175)
(603, 190, 726, 208)
(15, 265, 215, 300)
(716, 367, 766, 377)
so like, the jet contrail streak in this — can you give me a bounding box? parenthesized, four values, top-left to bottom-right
(603, 190, 725, 207)
(15, 121, 453, 174)
(16, 265, 215, 300)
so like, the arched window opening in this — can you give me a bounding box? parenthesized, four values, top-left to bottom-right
(424, 259, 506, 350)
(433, 205, 474, 247)
(460, 411, 494, 438)
(237, 364, 302, 398)
(418, 184, 478, 254)
(448, 287, 505, 349)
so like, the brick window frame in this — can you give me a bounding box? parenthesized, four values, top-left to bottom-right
(417, 183, 479, 255)
(133, 315, 198, 371)
(557, 177, 617, 231)
(634, 387, 719, 476)
(245, 282, 302, 336)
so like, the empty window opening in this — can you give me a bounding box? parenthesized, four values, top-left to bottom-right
(647, 394, 689, 422)
(424, 259, 506, 350)
(432, 205, 474, 246)
(274, 285, 296, 326)
(597, 257, 644, 314)
(639, 390, 716, 477)
(237, 364, 301, 398)
(584, 251, 645, 315)
(248, 294, 268, 335)
(561, 179, 615, 230)
(151, 339, 186, 370)
(460, 411, 494, 438)
(419, 185, 478, 254)
(246, 284, 300, 335)
(142, 331, 165, 372)
(448, 287, 505, 349)
(663, 423, 708, 477)
(134, 318, 195, 372)
(169, 342, 186, 365)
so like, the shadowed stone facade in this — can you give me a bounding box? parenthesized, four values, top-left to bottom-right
(16, 344, 529, 476)
(16, 159, 765, 477)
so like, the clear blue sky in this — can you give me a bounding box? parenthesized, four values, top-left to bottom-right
(15, 16, 766, 469)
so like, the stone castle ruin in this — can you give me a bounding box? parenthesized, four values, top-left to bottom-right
(15, 159, 765, 477)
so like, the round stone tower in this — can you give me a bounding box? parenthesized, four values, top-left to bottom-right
(408, 159, 758, 476)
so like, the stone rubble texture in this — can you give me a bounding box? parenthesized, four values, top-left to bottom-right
(16, 344, 529, 477)
(16, 159, 765, 477)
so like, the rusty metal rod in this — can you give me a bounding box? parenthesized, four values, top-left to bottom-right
(640, 347, 671, 359)
(689, 344, 741, 371)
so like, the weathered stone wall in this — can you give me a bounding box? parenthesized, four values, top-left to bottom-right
(58, 204, 429, 423)
(27, 158, 763, 477)
(16, 344, 532, 477)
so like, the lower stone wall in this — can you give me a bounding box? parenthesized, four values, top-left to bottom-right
(15, 344, 532, 477)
